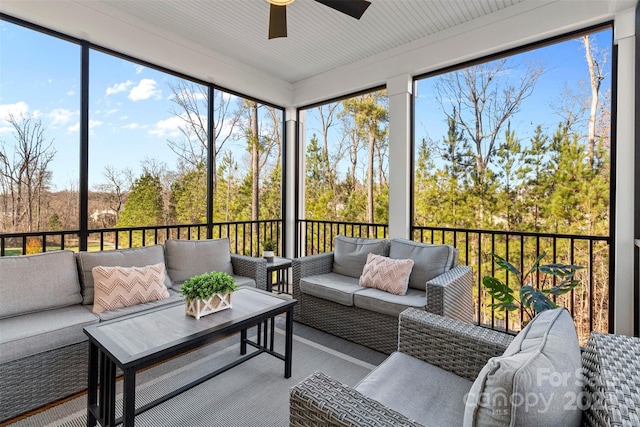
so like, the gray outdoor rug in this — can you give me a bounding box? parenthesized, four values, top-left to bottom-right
(7, 320, 386, 426)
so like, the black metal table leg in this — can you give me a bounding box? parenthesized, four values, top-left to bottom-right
(284, 307, 293, 378)
(87, 343, 98, 427)
(122, 369, 136, 427)
(98, 352, 116, 426)
(269, 316, 275, 351)
(240, 328, 247, 355)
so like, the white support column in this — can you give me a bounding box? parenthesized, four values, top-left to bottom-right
(613, 8, 636, 336)
(284, 107, 301, 259)
(387, 74, 413, 240)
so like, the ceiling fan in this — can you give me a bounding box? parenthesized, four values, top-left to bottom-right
(266, 0, 371, 39)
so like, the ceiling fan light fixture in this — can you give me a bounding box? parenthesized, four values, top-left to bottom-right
(266, 0, 295, 5)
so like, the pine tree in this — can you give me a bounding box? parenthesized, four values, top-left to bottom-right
(118, 172, 164, 228)
(169, 163, 207, 224)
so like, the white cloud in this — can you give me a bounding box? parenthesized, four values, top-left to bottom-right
(135, 65, 144, 74)
(123, 123, 141, 129)
(67, 90, 76, 96)
(106, 80, 133, 96)
(67, 119, 102, 133)
(149, 115, 183, 137)
(48, 108, 75, 126)
(170, 89, 206, 102)
(128, 79, 160, 101)
(0, 101, 29, 122)
(105, 109, 119, 115)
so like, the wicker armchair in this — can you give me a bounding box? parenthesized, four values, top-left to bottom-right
(290, 308, 640, 427)
(230, 253, 268, 291)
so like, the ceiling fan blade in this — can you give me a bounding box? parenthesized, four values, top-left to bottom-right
(314, 0, 371, 19)
(269, 4, 287, 39)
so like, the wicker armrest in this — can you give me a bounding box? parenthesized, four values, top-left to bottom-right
(582, 332, 640, 427)
(230, 254, 268, 291)
(426, 265, 474, 322)
(290, 371, 424, 427)
(398, 308, 514, 381)
(292, 252, 335, 287)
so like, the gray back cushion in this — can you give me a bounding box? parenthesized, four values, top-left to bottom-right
(463, 308, 582, 427)
(0, 250, 82, 319)
(389, 238, 457, 290)
(332, 235, 389, 279)
(164, 238, 234, 285)
(76, 245, 170, 304)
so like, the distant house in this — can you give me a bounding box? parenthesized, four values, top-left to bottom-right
(90, 209, 117, 223)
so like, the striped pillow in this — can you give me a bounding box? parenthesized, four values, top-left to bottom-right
(359, 253, 414, 296)
(92, 263, 169, 313)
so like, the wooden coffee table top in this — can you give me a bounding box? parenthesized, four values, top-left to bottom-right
(84, 288, 295, 366)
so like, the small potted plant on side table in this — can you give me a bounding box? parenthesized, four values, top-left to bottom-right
(180, 271, 239, 319)
(262, 239, 275, 262)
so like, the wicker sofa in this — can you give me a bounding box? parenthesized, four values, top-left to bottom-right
(290, 307, 640, 427)
(292, 236, 474, 354)
(0, 238, 267, 422)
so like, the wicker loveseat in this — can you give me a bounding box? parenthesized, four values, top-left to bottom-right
(290, 307, 640, 427)
(0, 238, 267, 422)
(292, 236, 474, 354)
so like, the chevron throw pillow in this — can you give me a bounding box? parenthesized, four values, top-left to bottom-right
(92, 263, 170, 313)
(359, 253, 414, 296)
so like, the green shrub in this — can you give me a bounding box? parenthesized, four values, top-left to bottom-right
(180, 271, 238, 300)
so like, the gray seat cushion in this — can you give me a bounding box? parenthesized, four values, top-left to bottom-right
(0, 250, 83, 319)
(353, 287, 426, 317)
(389, 238, 458, 290)
(0, 305, 99, 363)
(92, 289, 184, 321)
(332, 235, 389, 278)
(356, 351, 472, 426)
(164, 238, 234, 286)
(299, 272, 362, 306)
(464, 307, 582, 427)
(232, 275, 256, 288)
(76, 245, 171, 305)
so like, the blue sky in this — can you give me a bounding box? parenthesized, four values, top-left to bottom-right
(1, 19, 611, 190)
(0, 20, 260, 190)
(414, 29, 613, 154)
(303, 27, 612, 180)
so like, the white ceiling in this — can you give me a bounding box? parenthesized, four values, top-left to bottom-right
(1, 0, 636, 106)
(95, 0, 526, 84)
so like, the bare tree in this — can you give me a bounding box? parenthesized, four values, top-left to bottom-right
(583, 34, 606, 168)
(92, 165, 134, 224)
(166, 82, 241, 195)
(318, 103, 340, 190)
(0, 114, 56, 232)
(435, 59, 542, 183)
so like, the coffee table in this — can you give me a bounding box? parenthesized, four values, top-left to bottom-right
(83, 288, 297, 427)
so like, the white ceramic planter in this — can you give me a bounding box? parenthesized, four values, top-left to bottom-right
(185, 293, 233, 319)
(263, 250, 275, 261)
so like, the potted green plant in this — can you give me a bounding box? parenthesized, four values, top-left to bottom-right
(262, 239, 276, 262)
(482, 252, 583, 325)
(180, 271, 239, 319)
